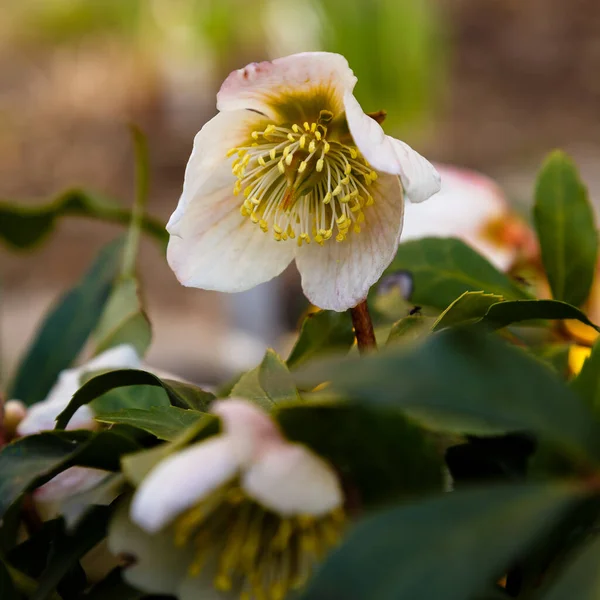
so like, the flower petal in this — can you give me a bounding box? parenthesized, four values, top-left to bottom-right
(108, 498, 190, 596)
(213, 398, 282, 454)
(83, 344, 141, 372)
(217, 52, 357, 121)
(17, 397, 95, 436)
(168, 109, 266, 234)
(131, 436, 242, 533)
(344, 91, 440, 203)
(167, 183, 295, 292)
(295, 173, 404, 311)
(402, 164, 527, 271)
(242, 442, 342, 517)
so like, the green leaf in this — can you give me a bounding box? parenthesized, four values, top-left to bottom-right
(570, 337, 600, 411)
(287, 310, 355, 370)
(56, 369, 215, 429)
(32, 506, 112, 600)
(9, 238, 124, 405)
(84, 568, 143, 600)
(483, 299, 600, 332)
(89, 383, 170, 416)
(231, 350, 300, 409)
(0, 430, 140, 518)
(0, 189, 167, 251)
(296, 327, 600, 462)
(384, 238, 531, 310)
(92, 129, 153, 357)
(533, 151, 598, 307)
(542, 535, 600, 600)
(303, 483, 584, 600)
(278, 403, 443, 505)
(0, 560, 17, 600)
(92, 277, 151, 357)
(432, 291, 504, 331)
(96, 406, 205, 441)
(386, 314, 433, 345)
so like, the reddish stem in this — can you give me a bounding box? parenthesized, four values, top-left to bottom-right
(350, 300, 377, 353)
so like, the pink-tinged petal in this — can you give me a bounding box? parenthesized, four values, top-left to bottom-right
(295, 174, 404, 311)
(131, 436, 242, 533)
(344, 92, 440, 203)
(403, 164, 533, 271)
(217, 52, 357, 120)
(213, 398, 282, 460)
(242, 442, 342, 517)
(167, 184, 295, 292)
(168, 110, 266, 234)
(17, 398, 95, 436)
(109, 499, 190, 596)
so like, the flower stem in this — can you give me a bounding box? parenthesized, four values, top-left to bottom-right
(350, 301, 377, 353)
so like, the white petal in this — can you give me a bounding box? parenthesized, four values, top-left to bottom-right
(402, 164, 521, 271)
(108, 499, 190, 596)
(295, 174, 404, 311)
(17, 345, 141, 436)
(168, 110, 266, 234)
(131, 436, 242, 533)
(84, 344, 141, 372)
(344, 91, 440, 203)
(167, 183, 295, 292)
(17, 398, 95, 436)
(217, 52, 357, 120)
(242, 442, 342, 517)
(214, 398, 282, 450)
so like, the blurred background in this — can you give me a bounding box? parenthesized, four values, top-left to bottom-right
(2, 0, 600, 383)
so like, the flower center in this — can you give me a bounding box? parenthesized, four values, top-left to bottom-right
(173, 482, 345, 600)
(227, 119, 378, 246)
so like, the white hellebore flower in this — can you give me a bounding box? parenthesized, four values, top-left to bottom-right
(110, 399, 344, 600)
(402, 164, 536, 271)
(16, 344, 142, 526)
(167, 52, 440, 312)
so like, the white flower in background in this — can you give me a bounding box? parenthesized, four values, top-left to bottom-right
(167, 51, 440, 312)
(15, 344, 143, 526)
(109, 398, 344, 600)
(402, 164, 536, 271)
(17, 344, 141, 436)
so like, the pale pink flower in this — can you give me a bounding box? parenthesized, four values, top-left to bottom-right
(167, 52, 440, 311)
(402, 164, 537, 271)
(110, 399, 344, 599)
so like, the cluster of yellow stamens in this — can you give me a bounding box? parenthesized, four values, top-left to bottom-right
(173, 482, 345, 600)
(227, 118, 378, 246)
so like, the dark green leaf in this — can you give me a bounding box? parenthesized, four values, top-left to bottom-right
(533, 151, 598, 307)
(384, 238, 530, 310)
(287, 310, 354, 369)
(232, 350, 300, 409)
(56, 370, 215, 429)
(533, 344, 571, 376)
(432, 291, 504, 331)
(542, 535, 600, 600)
(386, 314, 433, 345)
(303, 484, 583, 600)
(278, 403, 443, 505)
(96, 406, 205, 441)
(296, 327, 600, 462)
(0, 560, 17, 600)
(0, 430, 140, 518)
(483, 299, 600, 332)
(92, 277, 151, 357)
(9, 238, 124, 405)
(570, 337, 600, 411)
(89, 384, 170, 416)
(0, 189, 166, 251)
(84, 568, 143, 600)
(33, 506, 112, 600)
